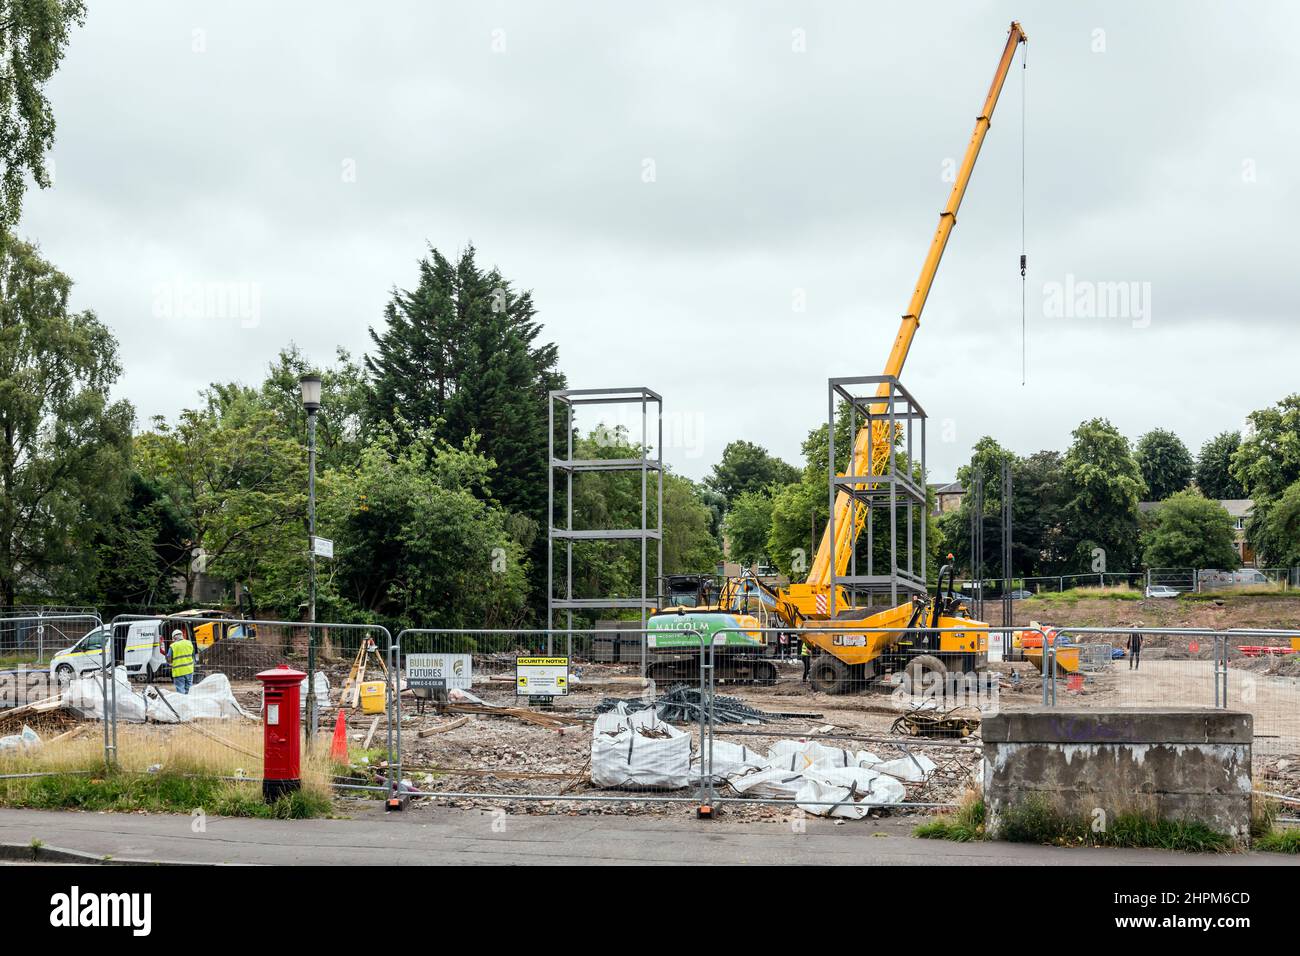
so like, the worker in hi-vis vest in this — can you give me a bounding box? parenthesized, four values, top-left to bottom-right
(800, 637, 812, 683)
(169, 630, 197, 694)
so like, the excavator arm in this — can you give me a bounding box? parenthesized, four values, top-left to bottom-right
(803, 21, 1027, 595)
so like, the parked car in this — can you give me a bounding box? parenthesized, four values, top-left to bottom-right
(1144, 585, 1179, 599)
(1008, 589, 1034, 600)
(48, 619, 170, 685)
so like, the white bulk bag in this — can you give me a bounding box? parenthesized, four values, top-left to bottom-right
(692, 740, 769, 781)
(873, 752, 936, 783)
(766, 739, 881, 772)
(795, 766, 907, 818)
(591, 710, 691, 790)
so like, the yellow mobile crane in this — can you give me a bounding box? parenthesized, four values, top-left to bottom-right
(647, 22, 1027, 691)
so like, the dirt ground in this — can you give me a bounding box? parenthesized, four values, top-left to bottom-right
(1010, 594, 1300, 632)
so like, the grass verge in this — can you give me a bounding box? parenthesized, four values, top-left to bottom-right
(0, 720, 335, 818)
(914, 797, 1234, 853)
(0, 767, 331, 818)
(1027, 585, 1143, 603)
(1253, 828, 1300, 853)
(914, 796, 986, 842)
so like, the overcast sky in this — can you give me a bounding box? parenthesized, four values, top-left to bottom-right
(20, 0, 1300, 483)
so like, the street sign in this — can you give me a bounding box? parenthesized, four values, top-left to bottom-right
(311, 536, 334, 559)
(406, 653, 472, 691)
(515, 656, 569, 697)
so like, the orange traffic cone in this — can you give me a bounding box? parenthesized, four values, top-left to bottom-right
(330, 709, 349, 763)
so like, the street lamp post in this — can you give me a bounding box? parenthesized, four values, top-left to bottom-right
(299, 373, 322, 747)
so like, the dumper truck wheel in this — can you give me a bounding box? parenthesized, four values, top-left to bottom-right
(902, 655, 947, 697)
(809, 656, 852, 695)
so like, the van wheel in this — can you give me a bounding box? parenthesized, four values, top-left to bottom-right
(55, 664, 75, 685)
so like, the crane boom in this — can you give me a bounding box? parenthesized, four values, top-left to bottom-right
(804, 20, 1027, 592)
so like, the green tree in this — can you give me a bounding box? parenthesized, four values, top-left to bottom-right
(1232, 394, 1300, 502)
(259, 345, 369, 471)
(365, 245, 563, 524)
(91, 471, 192, 610)
(1233, 395, 1300, 565)
(722, 489, 774, 566)
(943, 437, 1017, 577)
(1061, 418, 1146, 572)
(768, 477, 823, 581)
(0, 1, 86, 226)
(318, 426, 529, 630)
(365, 244, 564, 612)
(1134, 428, 1193, 500)
(135, 392, 303, 607)
(1140, 489, 1239, 569)
(0, 232, 133, 606)
(706, 440, 798, 510)
(1245, 480, 1300, 567)
(662, 473, 723, 574)
(1194, 430, 1246, 500)
(1013, 450, 1070, 575)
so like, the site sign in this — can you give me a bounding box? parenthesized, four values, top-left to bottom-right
(406, 653, 472, 691)
(515, 656, 569, 697)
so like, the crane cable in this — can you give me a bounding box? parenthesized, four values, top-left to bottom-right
(1019, 39, 1028, 385)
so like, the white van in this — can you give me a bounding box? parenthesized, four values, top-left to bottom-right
(49, 620, 169, 685)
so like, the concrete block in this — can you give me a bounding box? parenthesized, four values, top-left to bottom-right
(982, 708, 1253, 842)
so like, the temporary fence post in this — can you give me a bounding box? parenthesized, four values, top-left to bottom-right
(696, 634, 715, 819)
(108, 622, 118, 765)
(385, 631, 406, 811)
(100, 628, 110, 764)
(1040, 628, 1050, 706)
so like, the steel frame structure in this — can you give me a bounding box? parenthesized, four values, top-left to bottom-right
(826, 375, 927, 613)
(547, 388, 663, 667)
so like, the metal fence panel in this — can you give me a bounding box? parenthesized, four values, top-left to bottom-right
(99, 614, 395, 804)
(389, 628, 708, 812)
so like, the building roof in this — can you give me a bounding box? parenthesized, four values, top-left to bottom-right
(1139, 498, 1253, 516)
(929, 480, 964, 495)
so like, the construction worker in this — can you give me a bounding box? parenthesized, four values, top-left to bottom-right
(169, 629, 197, 694)
(800, 637, 812, 682)
(1127, 624, 1143, 671)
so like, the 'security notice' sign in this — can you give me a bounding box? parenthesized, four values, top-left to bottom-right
(515, 657, 569, 697)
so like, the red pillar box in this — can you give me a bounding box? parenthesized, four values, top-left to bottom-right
(256, 664, 306, 803)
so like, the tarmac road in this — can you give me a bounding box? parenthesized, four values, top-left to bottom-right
(0, 806, 1297, 865)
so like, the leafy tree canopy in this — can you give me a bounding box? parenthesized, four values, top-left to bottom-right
(1194, 430, 1246, 500)
(0, 1, 86, 226)
(1061, 418, 1146, 572)
(1134, 428, 1193, 500)
(1141, 489, 1239, 569)
(0, 232, 132, 606)
(706, 440, 798, 510)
